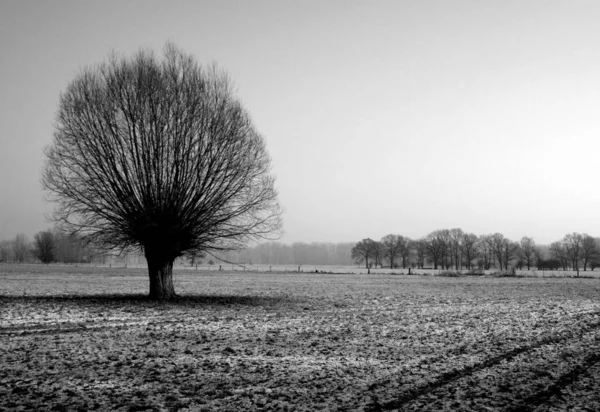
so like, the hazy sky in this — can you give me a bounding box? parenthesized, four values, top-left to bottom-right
(1, 0, 600, 245)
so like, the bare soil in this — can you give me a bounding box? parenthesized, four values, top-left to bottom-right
(1, 264, 600, 411)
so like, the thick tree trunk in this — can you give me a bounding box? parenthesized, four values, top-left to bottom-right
(146, 252, 176, 300)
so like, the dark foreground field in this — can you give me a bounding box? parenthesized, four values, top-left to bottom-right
(2, 265, 600, 411)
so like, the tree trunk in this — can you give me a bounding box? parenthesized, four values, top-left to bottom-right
(146, 252, 176, 300)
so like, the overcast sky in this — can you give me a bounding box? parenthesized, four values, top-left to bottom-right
(1, 0, 600, 245)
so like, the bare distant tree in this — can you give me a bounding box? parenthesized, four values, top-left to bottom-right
(381, 234, 403, 269)
(486, 233, 518, 271)
(590, 238, 600, 271)
(52, 228, 92, 264)
(477, 235, 494, 270)
(563, 233, 584, 276)
(461, 233, 479, 270)
(351, 238, 377, 273)
(519, 236, 536, 270)
(13, 234, 29, 263)
(448, 228, 463, 269)
(0, 240, 12, 262)
(502, 239, 520, 270)
(425, 230, 449, 270)
(424, 233, 441, 269)
(490, 233, 506, 270)
(32, 230, 56, 264)
(187, 251, 207, 267)
(372, 241, 385, 268)
(413, 239, 428, 269)
(440, 230, 452, 269)
(42, 44, 282, 299)
(549, 241, 568, 270)
(533, 247, 545, 268)
(580, 234, 599, 271)
(398, 236, 412, 268)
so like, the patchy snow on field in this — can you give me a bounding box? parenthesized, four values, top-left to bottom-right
(1, 266, 600, 411)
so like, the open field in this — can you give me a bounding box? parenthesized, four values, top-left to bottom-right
(7, 262, 599, 278)
(2, 264, 600, 411)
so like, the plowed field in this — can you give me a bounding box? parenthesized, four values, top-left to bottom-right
(2, 264, 600, 411)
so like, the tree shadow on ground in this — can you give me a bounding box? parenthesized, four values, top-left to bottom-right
(0, 293, 300, 308)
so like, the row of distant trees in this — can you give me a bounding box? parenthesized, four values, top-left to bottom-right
(351, 229, 600, 274)
(3, 227, 599, 273)
(0, 230, 356, 267)
(0, 228, 99, 264)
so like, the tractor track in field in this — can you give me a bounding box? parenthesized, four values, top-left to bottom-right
(366, 310, 600, 411)
(505, 351, 600, 412)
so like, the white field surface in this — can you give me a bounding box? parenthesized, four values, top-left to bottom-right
(2, 264, 600, 411)
(26, 262, 600, 278)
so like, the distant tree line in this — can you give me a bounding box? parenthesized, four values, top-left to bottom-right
(351, 229, 600, 275)
(0, 228, 103, 264)
(3, 227, 599, 275)
(0, 233, 356, 267)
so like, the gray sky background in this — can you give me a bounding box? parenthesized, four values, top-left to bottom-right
(1, 0, 600, 245)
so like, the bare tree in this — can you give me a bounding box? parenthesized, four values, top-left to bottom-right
(351, 238, 377, 273)
(381, 234, 402, 269)
(490, 233, 506, 270)
(533, 247, 545, 268)
(440, 230, 452, 269)
(13, 234, 29, 263)
(413, 239, 427, 269)
(372, 241, 385, 268)
(549, 241, 568, 271)
(477, 235, 494, 270)
(32, 230, 56, 264)
(398, 236, 412, 268)
(519, 236, 536, 270)
(425, 230, 449, 270)
(563, 233, 583, 276)
(501, 239, 519, 270)
(42, 44, 282, 299)
(448, 228, 463, 269)
(52, 228, 93, 264)
(0, 240, 12, 262)
(187, 251, 207, 267)
(590, 238, 600, 271)
(461, 232, 479, 270)
(580, 234, 599, 271)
